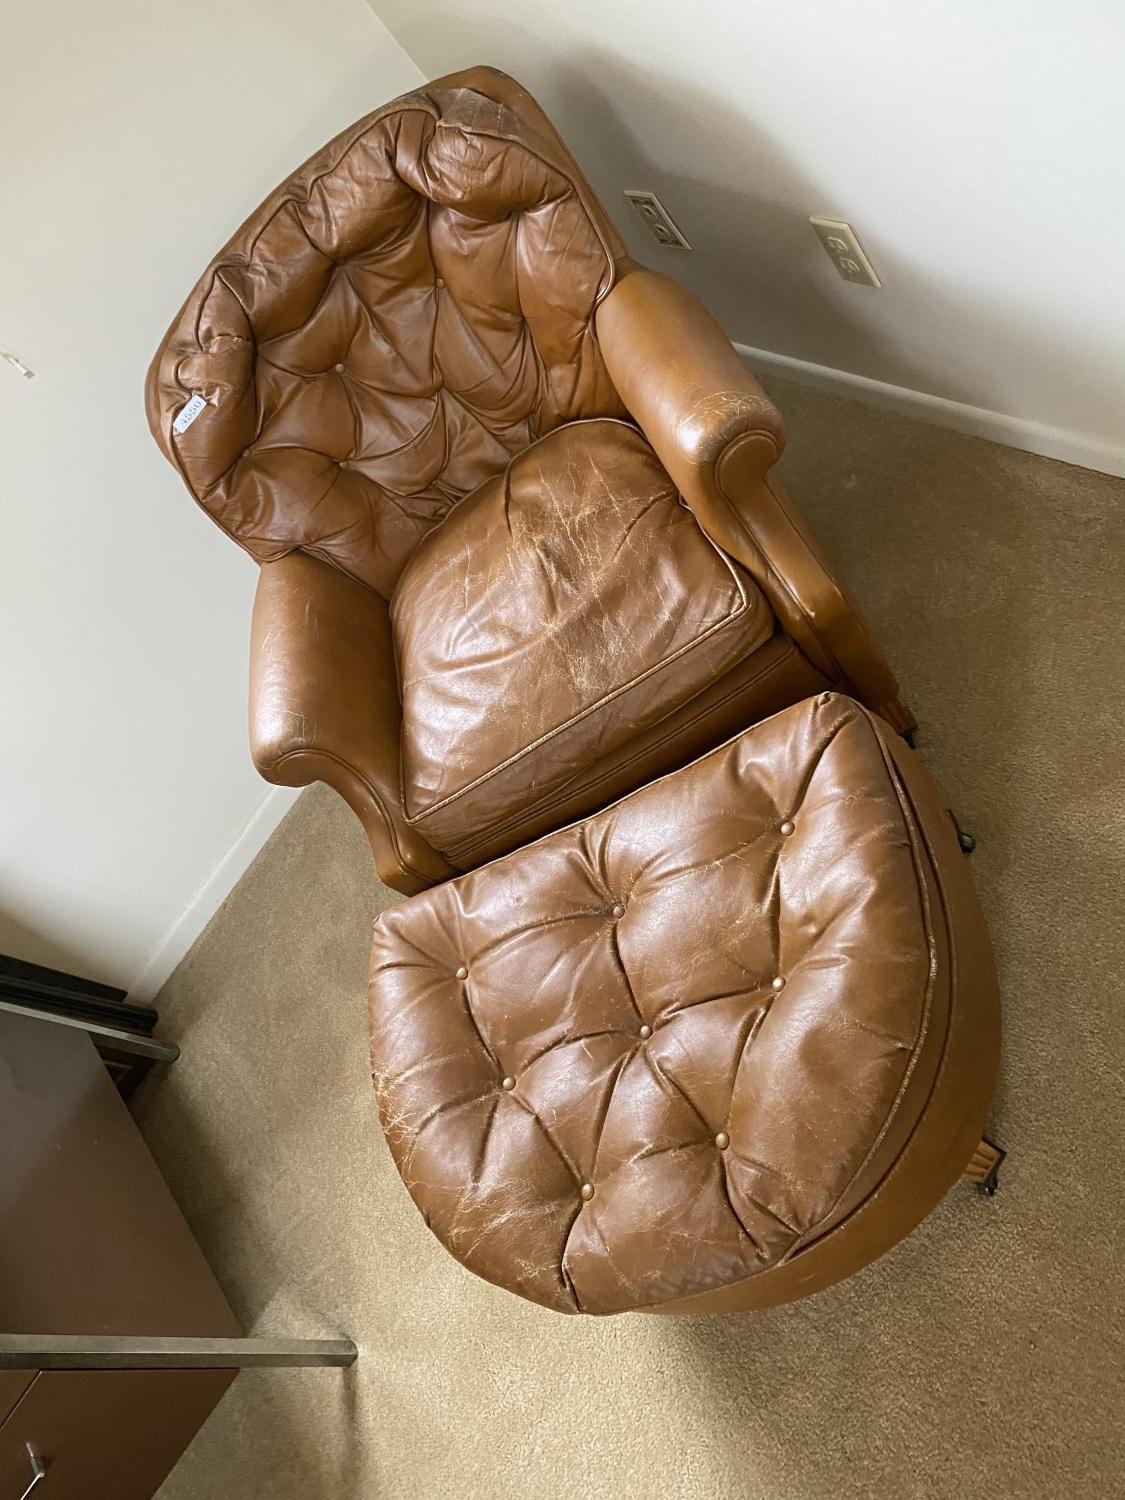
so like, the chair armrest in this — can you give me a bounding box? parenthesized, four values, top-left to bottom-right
(249, 552, 455, 894)
(595, 267, 785, 483)
(595, 269, 911, 729)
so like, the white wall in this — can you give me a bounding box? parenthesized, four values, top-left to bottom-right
(0, 1, 421, 998)
(4, 1, 1118, 1002)
(367, 0, 1125, 476)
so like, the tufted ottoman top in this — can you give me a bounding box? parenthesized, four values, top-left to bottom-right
(369, 694, 951, 1314)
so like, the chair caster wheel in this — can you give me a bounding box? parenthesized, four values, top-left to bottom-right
(964, 1137, 1005, 1196)
(948, 809, 975, 855)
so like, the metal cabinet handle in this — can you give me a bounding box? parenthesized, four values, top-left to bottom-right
(18, 1444, 48, 1499)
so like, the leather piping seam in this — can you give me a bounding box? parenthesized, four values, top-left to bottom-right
(744, 745, 967, 1302)
(415, 690, 850, 911)
(641, 706, 960, 1313)
(618, 703, 941, 1312)
(775, 708, 939, 1257)
(713, 441, 894, 698)
(760, 468, 895, 692)
(805, 732, 967, 1237)
(399, 519, 767, 825)
(442, 634, 822, 864)
(272, 746, 432, 882)
(709, 442, 843, 686)
(675, 415, 783, 469)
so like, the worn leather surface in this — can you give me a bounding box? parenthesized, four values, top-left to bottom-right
(250, 551, 454, 892)
(441, 630, 830, 869)
(146, 72, 627, 601)
(369, 694, 975, 1314)
(393, 418, 774, 860)
(148, 65, 912, 890)
(596, 268, 909, 725)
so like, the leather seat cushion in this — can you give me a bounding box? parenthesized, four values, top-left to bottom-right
(369, 694, 954, 1314)
(391, 418, 774, 861)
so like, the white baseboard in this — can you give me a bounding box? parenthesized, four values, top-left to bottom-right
(735, 342, 1125, 480)
(127, 785, 300, 1004)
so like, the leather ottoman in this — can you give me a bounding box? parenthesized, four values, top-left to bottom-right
(368, 694, 1000, 1314)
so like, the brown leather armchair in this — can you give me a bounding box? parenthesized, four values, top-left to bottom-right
(147, 66, 912, 894)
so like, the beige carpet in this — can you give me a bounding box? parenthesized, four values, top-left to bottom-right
(140, 377, 1125, 1499)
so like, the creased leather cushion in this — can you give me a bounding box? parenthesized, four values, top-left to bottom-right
(392, 418, 774, 862)
(369, 694, 949, 1314)
(146, 83, 626, 600)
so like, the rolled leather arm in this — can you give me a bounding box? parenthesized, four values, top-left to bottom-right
(595, 268, 910, 727)
(250, 551, 455, 895)
(595, 267, 785, 485)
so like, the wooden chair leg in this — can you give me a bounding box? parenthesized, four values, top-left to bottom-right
(877, 697, 918, 738)
(963, 1136, 1006, 1196)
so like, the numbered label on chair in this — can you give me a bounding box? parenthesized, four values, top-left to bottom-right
(172, 394, 208, 434)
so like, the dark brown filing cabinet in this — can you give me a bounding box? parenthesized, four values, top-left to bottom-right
(0, 1009, 239, 1497)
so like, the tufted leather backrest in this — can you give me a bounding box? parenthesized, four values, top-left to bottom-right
(146, 72, 629, 599)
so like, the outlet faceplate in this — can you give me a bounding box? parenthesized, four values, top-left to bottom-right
(624, 190, 691, 250)
(809, 217, 882, 287)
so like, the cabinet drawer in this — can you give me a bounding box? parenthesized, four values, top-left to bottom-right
(0, 1379, 33, 1431)
(0, 1369, 234, 1500)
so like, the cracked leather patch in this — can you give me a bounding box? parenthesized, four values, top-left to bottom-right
(369, 695, 938, 1314)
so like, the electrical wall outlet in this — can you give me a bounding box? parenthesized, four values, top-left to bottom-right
(624, 190, 691, 250)
(809, 217, 882, 287)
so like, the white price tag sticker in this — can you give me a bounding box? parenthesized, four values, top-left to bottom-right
(172, 394, 208, 434)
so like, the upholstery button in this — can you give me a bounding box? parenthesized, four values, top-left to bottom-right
(771, 976, 786, 992)
(580, 1183, 595, 1201)
(638, 1024, 652, 1039)
(333, 362, 345, 373)
(338, 458, 350, 469)
(435, 276, 445, 288)
(501, 1076, 515, 1091)
(714, 1131, 730, 1150)
(455, 965, 468, 980)
(610, 901, 626, 919)
(779, 820, 795, 837)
